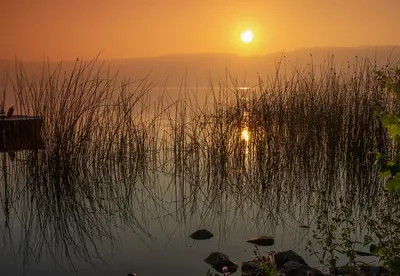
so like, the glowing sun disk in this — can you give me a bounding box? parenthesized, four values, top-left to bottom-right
(240, 30, 254, 44)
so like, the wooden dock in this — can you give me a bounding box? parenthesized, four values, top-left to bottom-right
(0, 115, 44, 152)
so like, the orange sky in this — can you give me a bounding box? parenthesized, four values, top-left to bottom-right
(1, 0, 400, 60)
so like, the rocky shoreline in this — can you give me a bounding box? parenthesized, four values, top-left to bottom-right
(191, 229, 387, 276)
(204, 249, 387, 276)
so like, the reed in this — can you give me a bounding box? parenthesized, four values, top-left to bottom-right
(1, 58, 158, 269)
(0, 56, 397, 271)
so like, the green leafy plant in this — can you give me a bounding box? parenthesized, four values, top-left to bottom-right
(363, 208, 400, 275)
(348, 65, 400, 275)
(246, 246, 278, 276)
(374, 67, 400, 191)
(306, 197, 362, 275)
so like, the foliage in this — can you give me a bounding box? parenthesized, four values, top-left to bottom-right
(374, 66, 400, 191)
(363, 210, 400, 275)
(243, 246, 278, 276)
(306, 197, 362, 275)
(371, 65, 400, 273)
(305, 65, 400, 275)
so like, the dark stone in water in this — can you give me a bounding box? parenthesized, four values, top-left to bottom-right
(189, 229, 214, 240)
(204, 252, 238, 273)
(246, 235, 275, 246)
(283, 261, 324, 276)
(269, 250, 308, 271)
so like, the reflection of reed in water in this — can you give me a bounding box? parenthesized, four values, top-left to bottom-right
(0, 58, 160, 270)
(0, 57, 395, 272)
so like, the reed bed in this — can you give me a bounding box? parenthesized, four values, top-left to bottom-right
(157, 58, 391, 207)
(0, 56, 398, 270)
(1, 58, 160, 269)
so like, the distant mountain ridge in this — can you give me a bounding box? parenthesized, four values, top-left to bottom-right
(1, 45, 399, 87)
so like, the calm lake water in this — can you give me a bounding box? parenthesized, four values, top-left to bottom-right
(0, 83, 391, 275)
(0, 148, 384, 275)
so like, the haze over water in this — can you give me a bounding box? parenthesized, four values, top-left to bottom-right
(1, 1, 400, 275)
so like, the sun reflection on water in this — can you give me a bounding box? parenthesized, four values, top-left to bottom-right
(241, 127, 250, 142)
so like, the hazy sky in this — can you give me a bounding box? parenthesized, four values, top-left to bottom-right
(1, 0, 400, 60)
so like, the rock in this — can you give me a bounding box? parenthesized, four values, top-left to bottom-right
(241, 260, 267, 276)
(283, 261, 324, 276)
(246, 235, 275, 246)
(189, 229, 214, 240)
(269, 250, 308, 270)
(204, 252, 239, 273)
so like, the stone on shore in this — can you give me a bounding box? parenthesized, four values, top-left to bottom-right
(269, 250, 308, 270)
(204, 252, 239, 273)
(241, 259, 267, 276)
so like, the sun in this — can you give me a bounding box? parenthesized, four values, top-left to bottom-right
(240, 30, 254, 44)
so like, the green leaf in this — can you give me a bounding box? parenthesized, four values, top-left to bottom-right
(370, 244, 379, 255)
(363, 235, 373, 246)
(375, 152, 387, 166)
(379, 163, 391, 178)
(374, 111, 381, 118)
(382, 113, 397, 128)
(389, 123, 400, 138)
(386, 178, 400, 191)
(376, 70, 384, 77)
(380, 170, 391, 178)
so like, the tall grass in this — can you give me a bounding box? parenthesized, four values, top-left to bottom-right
(157, 57, 390, 203)
(0, 56, 397, 270)
(1, 58, 160, 269)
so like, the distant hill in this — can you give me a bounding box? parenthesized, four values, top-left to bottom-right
(1, 45, 400, 87)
